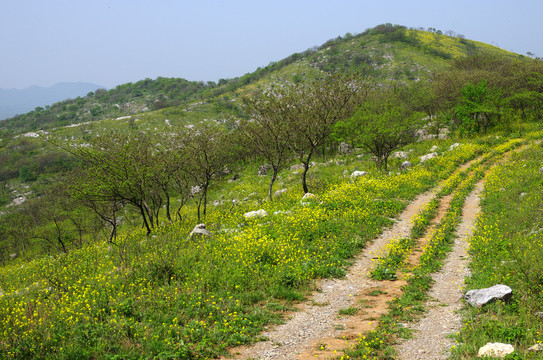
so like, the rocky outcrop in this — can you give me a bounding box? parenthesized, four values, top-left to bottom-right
(464, 284, 512, 307)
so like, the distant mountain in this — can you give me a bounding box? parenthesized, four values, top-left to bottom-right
(0, 82, 103, 120)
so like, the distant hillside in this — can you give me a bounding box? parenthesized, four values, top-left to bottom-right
(0, 24, 527, 135)
(0, 82, 103, 120)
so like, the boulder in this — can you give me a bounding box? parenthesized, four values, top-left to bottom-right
(430, 145, 439, 152)
(338, 142, 353, 154)
(539, 167, 543, 174)
(243, 209, 268, 219)
(420, 152, 438, 163)
(258, 164, 272, 176)
(449, 142, 460, 150)
(401, 161, 412, 170)
(10, 253, 17, 259)
(465, 284, 512, 307)
(477, 342, 514, 358)
(190, 186, 202, 195)
(290, 164, 304, 171)
(351, 170, 367, 179)
(189, 224, 212, 237)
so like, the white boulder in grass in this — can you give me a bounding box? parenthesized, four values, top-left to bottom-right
(243, 209, 268, 219)
(419, 152, 438, 163)
(464, 284, 513, 307)
(449, 142, 461, 150)
(350, 170, 367, 179)
(189, 224, 212, 237)
(477, 342, 514, 358)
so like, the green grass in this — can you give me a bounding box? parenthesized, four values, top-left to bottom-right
(0, 135, 489, 359)
(450, 143, 543, 360)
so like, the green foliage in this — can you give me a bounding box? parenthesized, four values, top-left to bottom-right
(454, 79, 503, 135)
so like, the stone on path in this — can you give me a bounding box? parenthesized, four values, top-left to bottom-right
(477, 342, 514, 358)
(464, 284, 512, 307)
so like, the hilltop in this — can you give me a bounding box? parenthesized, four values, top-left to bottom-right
(0, 24, 524, 135)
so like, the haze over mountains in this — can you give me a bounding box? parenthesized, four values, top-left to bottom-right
(0, 82, 103, 120)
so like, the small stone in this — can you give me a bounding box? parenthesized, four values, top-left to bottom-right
(420, 152, 438, 163)
(274, 189, 288, 197)
(189, 224, 212, 237)
(401, 161, 412, 170)
(301, 193, 317, 201)
(338, 142, 353, 154)
(350, 170, 367, 179)
(391, 151, 408, 159)
(449, 142, 460, 150)
(527, 344, 543, 352)
(477, 342, 514, 357)
(258, 164, 272, 176)
(243, 209, 268, 219)
(430, 145, 439, 152)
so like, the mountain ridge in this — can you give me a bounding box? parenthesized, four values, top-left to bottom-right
(0, 81, 103, 120)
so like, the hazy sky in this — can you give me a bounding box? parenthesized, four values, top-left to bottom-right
(1, 0, 542, 89)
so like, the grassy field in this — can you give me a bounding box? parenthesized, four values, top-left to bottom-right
(0, 133, 493, 359)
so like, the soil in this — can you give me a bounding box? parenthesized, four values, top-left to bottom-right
(396, 181, 483, 360)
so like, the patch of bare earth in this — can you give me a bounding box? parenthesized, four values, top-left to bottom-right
(396, 181, 483, 360)
(227, 190, 438, 360)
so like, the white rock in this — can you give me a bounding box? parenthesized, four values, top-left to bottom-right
(391, 151, 408, 159)
(401, 161, 412, 170)
(350, 170, 367, 179)
(527, 343, 543, 352)
(189, 224, 211, 237)
(301, 193, 317, 200)
(243, 209, 268, 219)
(465, 284, 513, 307)
(420, 152, 438, 163)
(449, 142, 460, 150)
(477, 342, 514, 358)
(430, 145, 439, 152)
(274, 189, 288, 197)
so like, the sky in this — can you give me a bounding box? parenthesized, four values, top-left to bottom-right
(1, 0, 542, 90)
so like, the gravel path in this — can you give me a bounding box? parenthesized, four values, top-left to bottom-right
(396, 181, 483, 360)
(230, 190, 438, 360)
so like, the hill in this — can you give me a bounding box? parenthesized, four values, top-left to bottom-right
(0, 82, 103, 120)
(0, 24, 524, 135)
(0, 24, 542, 359)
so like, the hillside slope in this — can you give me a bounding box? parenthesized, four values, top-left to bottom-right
(0, 25, 523, 135)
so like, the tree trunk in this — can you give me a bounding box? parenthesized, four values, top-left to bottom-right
(139, 204, 152, 235)
(268, 171, 278, 200)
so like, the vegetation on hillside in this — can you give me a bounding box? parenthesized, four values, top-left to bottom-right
(0, 24, 542, 359)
